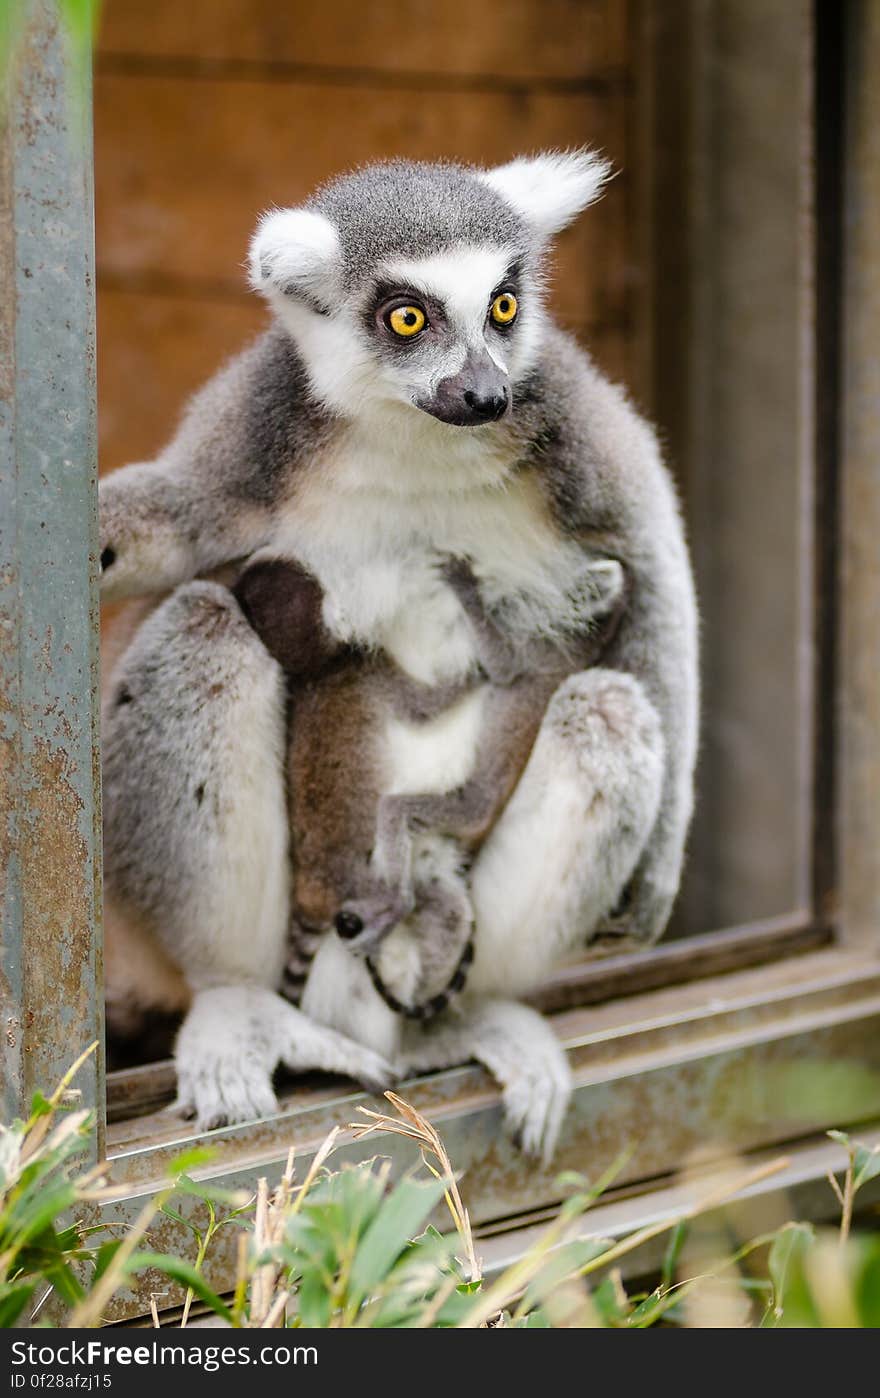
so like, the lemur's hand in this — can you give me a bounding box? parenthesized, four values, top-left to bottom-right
(434, 552, 481, 606)
(99, 464, 195, 602)
(436, 553, 525, 686)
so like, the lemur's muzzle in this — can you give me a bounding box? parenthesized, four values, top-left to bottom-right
(421, 351, 511, 427)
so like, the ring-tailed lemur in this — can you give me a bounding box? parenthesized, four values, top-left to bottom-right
(233, 551, 625, 1019)
(100, 152, 698, 1158)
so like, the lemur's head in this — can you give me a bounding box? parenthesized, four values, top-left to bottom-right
(249, 152, 609, 427)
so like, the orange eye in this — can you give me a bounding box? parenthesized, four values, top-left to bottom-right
(388, 305, 426, 337)
(490, 292, 518, 325)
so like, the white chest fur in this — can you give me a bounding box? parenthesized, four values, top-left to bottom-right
(265, 416, 587, 799)
(268, 417, 586, 682)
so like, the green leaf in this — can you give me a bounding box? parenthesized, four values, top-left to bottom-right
(827, 1129, 851, 1146)
(167, 1147, 217, 1177)
(42, 1260, 85, 1305)
(5, 1185, 79, 1252)
(93, 1240, 125, 1283)
(0, 1281, 36, 1328)
(591, 1272, 629, 1326)
(172, 1174, 247, 1208)
(661, 1220, 688, 1288)
(854, 1238, 880, 1327)
(159, 1203, 202, 1240)
(27, 1092, 54, 1123)
(523, 1237, 613, 1313)
(627, 1285, 675, 1327)
(349, 1173, 448, 1304)
(853, 1144, 880, 1192)
(297, 1268, 333, 1328)
(768, 1222, 815, 1323)
(520, 1307, 551, 1327)
(126, 1251, 233, 1323)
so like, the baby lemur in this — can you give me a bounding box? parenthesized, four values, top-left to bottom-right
(234, 551, 625, 1018)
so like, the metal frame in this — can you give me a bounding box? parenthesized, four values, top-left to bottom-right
(0, 0, 103, 1148)
(2, 0, 879, 1323)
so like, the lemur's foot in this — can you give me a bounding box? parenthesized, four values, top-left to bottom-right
(173, 985, 397, 1130)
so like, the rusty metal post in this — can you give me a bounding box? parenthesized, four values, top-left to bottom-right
(0, 1, 103, 1144)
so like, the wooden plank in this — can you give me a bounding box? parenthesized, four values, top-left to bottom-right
(94, 75, 628, 326)
(97, 0, 628, 82)
(840, 1, 880, 949)
(639, 0, 816, 936)
(97, 288, 268, 471)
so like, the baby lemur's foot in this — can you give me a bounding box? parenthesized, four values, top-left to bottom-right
(366, 862, 476, 1020)
(367, 933, 474, 1021)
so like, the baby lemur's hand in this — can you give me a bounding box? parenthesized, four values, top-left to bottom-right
(436, 553, 524, 686)
(566, 559, 626, 633)
(435, 552, 481, 604)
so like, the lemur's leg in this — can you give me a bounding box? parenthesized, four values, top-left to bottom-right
(466, 668, 666, 1000)
(102, 581, 397, 1129)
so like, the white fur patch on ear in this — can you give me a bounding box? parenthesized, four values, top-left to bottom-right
(479, 149, 612, 240)
(249, 207, 341, 305)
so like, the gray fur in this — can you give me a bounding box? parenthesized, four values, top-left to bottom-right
(309, 160, 528, 286)
(100, 152, 698, 1154)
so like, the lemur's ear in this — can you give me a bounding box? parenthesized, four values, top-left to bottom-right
(479, 149, 612, 241)
(249, 208, 341, 307)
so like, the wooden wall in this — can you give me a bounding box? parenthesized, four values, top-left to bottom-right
(94, 0, 635, 473)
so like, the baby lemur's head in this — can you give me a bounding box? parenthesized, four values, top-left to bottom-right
(249, 152, 610, 428)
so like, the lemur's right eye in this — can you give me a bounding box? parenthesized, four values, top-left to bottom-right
(386, 305, 426, 338)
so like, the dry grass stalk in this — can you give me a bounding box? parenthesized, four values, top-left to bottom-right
(351, 1091, 480, 1283)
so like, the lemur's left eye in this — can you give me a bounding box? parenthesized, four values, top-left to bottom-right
(490, 292, 518, 326)
(387, 305, 427, 338)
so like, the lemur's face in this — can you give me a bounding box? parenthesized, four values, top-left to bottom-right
(250, 153, 609, 428)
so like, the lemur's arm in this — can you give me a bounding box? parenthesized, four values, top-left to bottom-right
(99, 329, 320, 602)
(99, 459, 274, 604)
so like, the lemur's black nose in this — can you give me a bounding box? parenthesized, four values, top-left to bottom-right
(423, 350, 511, 427)
(463, 386, 509, 422)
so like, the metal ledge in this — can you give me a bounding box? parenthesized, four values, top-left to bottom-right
(96, 947, 880, 1322)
